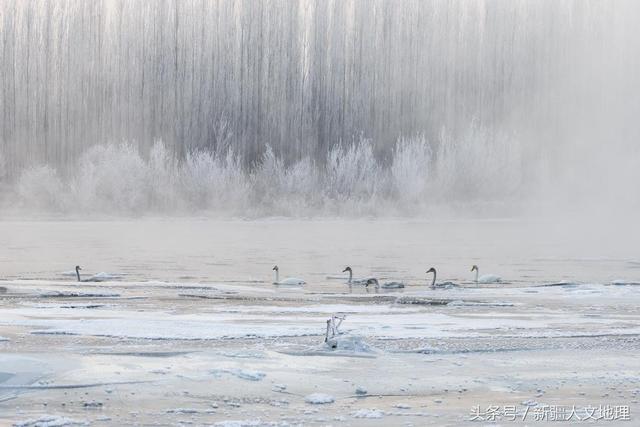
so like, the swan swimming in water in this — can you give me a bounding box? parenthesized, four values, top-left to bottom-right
(343, 267, 404, 289)
(426, 267, 458, 289)
(471, 265, 501, 284)
(74, 265, 109, 282)
(365, 278, 405, 289)
(342, 266, 371, 286)
(272, 265, 306, 286)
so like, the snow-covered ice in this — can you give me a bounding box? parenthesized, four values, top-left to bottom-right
(0, 219, 639, 425)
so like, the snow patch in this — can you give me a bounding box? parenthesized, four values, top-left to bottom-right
(13, 416, 88, 427)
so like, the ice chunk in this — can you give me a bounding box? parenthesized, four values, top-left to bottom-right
(355, 386, 367, 395)
(272, 384, 287, 392)
(81, 400, 103, 408)
(304, 393, 335, 404)
(228, 369, 266, 381)
(351, 409, 384, 418)
(210, 369, 266, 381)
(324, 335, 375, 354)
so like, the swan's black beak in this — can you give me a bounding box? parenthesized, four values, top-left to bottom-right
(342, 267, 350, 273)
(272, 266, 278, 271)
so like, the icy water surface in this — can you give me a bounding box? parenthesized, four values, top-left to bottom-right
(0, 219, 639, 426)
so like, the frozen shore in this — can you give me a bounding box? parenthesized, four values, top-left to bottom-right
(0, 219, 639, 425)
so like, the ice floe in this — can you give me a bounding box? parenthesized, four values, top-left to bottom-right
(304, 393, 335, 404)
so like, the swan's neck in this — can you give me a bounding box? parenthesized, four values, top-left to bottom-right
(431, 271, 436, 288)
(474, 268, 479, 283)
(274, 269, 279, 283)
(76, 269, 81, 282)
(348, 269, 353, 283)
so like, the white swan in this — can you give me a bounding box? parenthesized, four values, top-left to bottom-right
(342, 266, 371, 286)
(272, 265, 305, 286)
(471, 265, 501, 284)
(74, 265, 114, 282)
(427, 267, 458, 289)
(365, 278, 405, 289)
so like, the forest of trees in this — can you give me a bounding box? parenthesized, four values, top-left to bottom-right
(0, 1, 635, 177)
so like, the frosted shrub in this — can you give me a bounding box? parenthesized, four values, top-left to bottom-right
(17, 166, 67, 211)
(74, 144, 149, 212)
(147, 141, 179, 211)
(5, 127, 527, 216)
(281, 157, 320, 213)
(250, 145, 284, 210)
(325, 140, 381, 203)
(181, 148, 248, 212)
(391, 136, 432, 203)
(250, 147, 319, 215)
